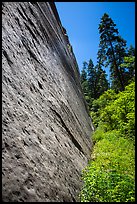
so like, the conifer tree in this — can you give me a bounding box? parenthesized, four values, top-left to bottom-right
(96, 65, 109, 98)
(96, 53, 110, 97)
(127, 45, 135, 56)
(80, 61, 88, 84)
(87, 59, 97, 99)
(80, 61, 89, 96)
(98, 13, 127, 91)
(80, 58, 109, 103)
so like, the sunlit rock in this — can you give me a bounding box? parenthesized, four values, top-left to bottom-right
(2, 2, 93, 202)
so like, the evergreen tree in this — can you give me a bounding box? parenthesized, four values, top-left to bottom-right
(80, 61, 88, 84)
(87, 59, 97, 99)
(110, 36, 127, 91)
(80, 58, 109, 106)
(96, 52, 110, 97)
(120, 55, 135, 83)
(127, 45, 135, 56)
(80, 61, 89, 96)
(119, 45, 135, 86)
(98, 13, 127, 91)
(96, 65, 109, 98)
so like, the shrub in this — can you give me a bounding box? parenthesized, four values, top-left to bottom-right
(91, 81, 135, 140)
(80, 131, 135, 202)
(80, 81, 135, 202)
(90, 89, 117, 128)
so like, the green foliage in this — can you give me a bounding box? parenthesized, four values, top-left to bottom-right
(79, 13, 135, 203)
(87, 59, 97, 99)
(90, 81, 135, 140)
(90, 89, 117, 128)
(98, 13, 127, 92)
(100, 81, 135, 139)
(81, 80, 89, 96)
(120, 56, 135, 84)
(127, 45, 135, 56)
(80, 130, 135, 202)
(80, 58, 109, 108)
(81, 14, 135, 109)
(80, 62, 89, 97)
(80, 81, 135, 202)
(80, 62, 88, 84)
(95, 65, 109, 98)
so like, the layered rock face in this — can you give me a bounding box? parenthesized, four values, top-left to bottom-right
(2, 2, 93, 202)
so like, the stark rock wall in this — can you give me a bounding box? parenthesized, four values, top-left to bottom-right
(2, 2, 93, 202)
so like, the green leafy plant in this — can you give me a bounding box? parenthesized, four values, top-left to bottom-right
(80, 131, 135, 202)
(80, 81, 135, 202)
(90, 81, 135, 140)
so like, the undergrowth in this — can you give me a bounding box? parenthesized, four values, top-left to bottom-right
(79, 82, 135, 202)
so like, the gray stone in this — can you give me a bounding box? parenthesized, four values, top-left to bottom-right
(2, 2, 93, 202)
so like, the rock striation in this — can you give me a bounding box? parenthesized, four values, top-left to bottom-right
(2, 2, 93, 202)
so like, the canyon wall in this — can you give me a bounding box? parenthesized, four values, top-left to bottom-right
(2, 2, 93, 202)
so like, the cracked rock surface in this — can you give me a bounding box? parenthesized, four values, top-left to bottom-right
(2, 2, 93, 202)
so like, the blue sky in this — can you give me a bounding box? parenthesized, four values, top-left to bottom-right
(55, 2, 135, 79)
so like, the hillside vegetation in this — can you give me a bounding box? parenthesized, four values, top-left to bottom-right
(79, 81, 135, 202)
(79, 12, 135, 202)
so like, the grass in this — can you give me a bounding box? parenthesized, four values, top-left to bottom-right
(79, 129, 135, 202)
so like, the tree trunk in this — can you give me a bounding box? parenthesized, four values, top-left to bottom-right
(107, 34, 125, 91)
